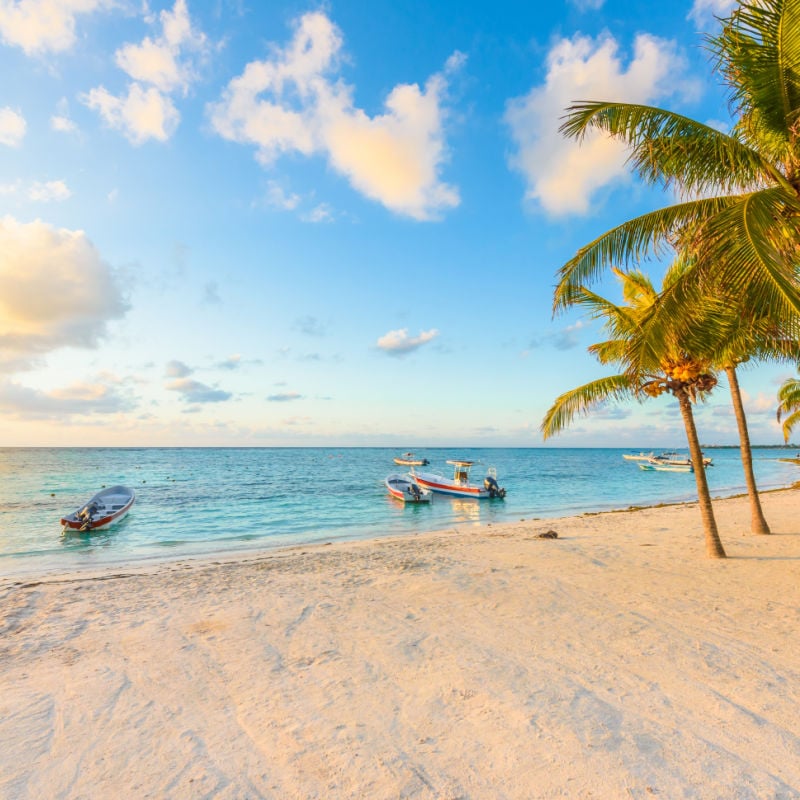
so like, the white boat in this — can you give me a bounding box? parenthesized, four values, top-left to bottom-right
(639, 462, 693, 473)
(622, 451, 654, 461)
(412, 460, 506, 499)
(60, 485, 136, 531)
(393, 452, 430, 466)
(651, 451, 713, 467)
(385, 474, 432, 503)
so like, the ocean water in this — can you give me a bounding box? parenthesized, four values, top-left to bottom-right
(1, 447, 797, 574)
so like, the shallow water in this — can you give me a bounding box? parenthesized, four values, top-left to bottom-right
(1, 447, 797, 573)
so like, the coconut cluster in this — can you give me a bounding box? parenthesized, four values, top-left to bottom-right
(640, 357, 717, 400)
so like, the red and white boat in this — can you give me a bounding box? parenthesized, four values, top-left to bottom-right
(60, 485, 136, 531)
(411, 460, 506, 499)
(385, 473, 432, 503)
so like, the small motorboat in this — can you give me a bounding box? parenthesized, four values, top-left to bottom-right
(61, 485, 136, 531)
(622, 451, 654, 461)
(393, 452, 430, 466)
(650, 451, 712, 467)
(412, 460, 506, 499)
(639, 462, 693, 473)
(385, 474, 432, 503)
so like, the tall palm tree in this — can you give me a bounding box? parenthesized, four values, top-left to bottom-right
(542, 268, 727, 559)
(777, 369, 800, 442)
(553, 0, 800, 334)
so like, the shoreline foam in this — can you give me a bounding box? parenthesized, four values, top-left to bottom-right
(2, 489, 799, 798)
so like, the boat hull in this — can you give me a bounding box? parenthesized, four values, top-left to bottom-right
(412, 471, 492, 498)
(385, 475, 431, 503)
(61, 485, 136, 531)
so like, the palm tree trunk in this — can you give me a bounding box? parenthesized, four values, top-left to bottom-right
(677, 393, 727, 558)
(725, 365, 771, 535)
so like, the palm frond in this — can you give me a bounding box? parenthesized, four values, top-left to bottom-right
(711, 0, 800, 157)
(541, 374, 636, 439)
(559, 101, 788, 194)
(553, 195, 738, 313)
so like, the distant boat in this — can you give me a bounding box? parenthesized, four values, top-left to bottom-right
(622, 451, 654, 461)
(651, 451, 713, 467)
(385, 474, 432, 503)
(393, 452, 430, 466)
(412, 460, 506, 499)
(639, 462, 693, 473)
(60, 485, 135, 531)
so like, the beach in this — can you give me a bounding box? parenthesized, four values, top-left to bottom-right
(2, 489, 799, 800)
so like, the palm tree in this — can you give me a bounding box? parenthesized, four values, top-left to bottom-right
(541, 268, 727, 559)
(777, 369, 800, 442)
(553, 0, 800, 335)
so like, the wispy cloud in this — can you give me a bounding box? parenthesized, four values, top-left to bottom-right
(83, 0, 209, 144)
(376, 327, 439, 356)
(267, 391, 303, 402)
(164, 359, 193, 378)
(0, 378, 136, 419)
(505, 33, 695, 215)
(28, 180, 71, 202)
(166, 377, 232, 403)
(295, 316, 327, 337)
(208, 11, 461, 220)
(0, 107, 26, 147)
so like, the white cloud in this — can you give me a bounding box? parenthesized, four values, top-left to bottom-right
(51, 115, 77, 133)
(83, 82, 180, 144)
(0, 107, 26, 146)
(505, 33, 693, 215)
(82, 0, 208, 144)
(0, 216, 127, 370)
(28, 180, 71, 202)
(166, 377, 232, 403)
(688, 0, 736, 30)
(208, 11, 461, 220)
(0, 378, 136, 418)
(115, 0, 206, 94)
(0, 0, 107, 55)
(376, 327, 439, 356)
(51, 98, 78, 133)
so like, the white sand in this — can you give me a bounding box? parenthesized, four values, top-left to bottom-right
(2, 489, 799, 799)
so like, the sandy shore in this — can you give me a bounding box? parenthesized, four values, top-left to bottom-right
(2, 489, 800, 800)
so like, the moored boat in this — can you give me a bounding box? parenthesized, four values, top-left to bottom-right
(622, 451, 654, 461)
(650, 451, 712, 467)
(639, 462, 693, 473)
(60, 485, 136, 531)
(412, 460, 506, 499)
(385, 474, 432, 503)
(393, 452, 430, 466)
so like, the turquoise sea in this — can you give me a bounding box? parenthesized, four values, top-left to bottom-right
(1, 447, 797, 574)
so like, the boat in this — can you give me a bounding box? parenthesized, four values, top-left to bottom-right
(384, 474, 432, 503)
(60, 485, 136, 531)
(639, 462, 693, 473)
(650, 451, 713, 467)
(411, 460, 506, 499)
(622, 451, 654, 461)
(393, 452, 430, 466)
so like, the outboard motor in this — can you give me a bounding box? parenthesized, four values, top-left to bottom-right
(409, 483, 422, 501)
(484, 475, 506, 499)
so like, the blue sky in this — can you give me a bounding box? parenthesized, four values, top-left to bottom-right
(0, 0, 792, 447)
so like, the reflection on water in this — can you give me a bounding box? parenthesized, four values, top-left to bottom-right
(0, 446, 797, 570)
